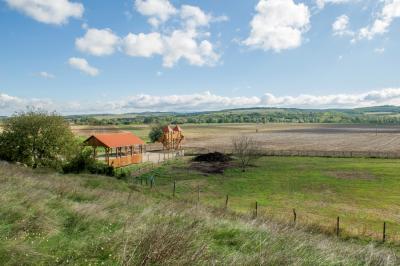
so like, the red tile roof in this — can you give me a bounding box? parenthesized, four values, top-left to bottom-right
(173, 125, 182, 132)
(85, 132, 144, 148)
(163, 125, 173, 133)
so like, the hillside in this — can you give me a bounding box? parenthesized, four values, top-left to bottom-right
(66, 106, 400, 125)
(0, 161, 398, 265)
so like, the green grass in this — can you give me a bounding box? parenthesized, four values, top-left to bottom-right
(1, 159, 399, 265)
(139, 156, 400, 241)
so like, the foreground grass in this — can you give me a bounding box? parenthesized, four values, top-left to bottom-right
(0, 161, 399, 265)
(138, 156, 400, 242)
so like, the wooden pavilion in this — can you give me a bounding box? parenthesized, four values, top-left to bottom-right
(84, 132, 145, 168)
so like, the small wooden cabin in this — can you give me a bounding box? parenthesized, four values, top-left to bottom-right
(84, 132, 145, 168)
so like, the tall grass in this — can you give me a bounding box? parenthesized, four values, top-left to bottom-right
(0, 161, 398, 265)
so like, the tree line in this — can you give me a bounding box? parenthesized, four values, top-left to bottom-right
(68, 110, 400, 126)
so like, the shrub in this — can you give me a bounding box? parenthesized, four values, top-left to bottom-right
(148, 124, 165, 143)
(62, 147, 95, 174)
(63, 147, 114, 176)
(87, 161, 115, 176)
(0, 110, 78, 169)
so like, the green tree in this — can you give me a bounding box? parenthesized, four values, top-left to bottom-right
(148, 123, 165, 143)
(0, 110, 78, 169)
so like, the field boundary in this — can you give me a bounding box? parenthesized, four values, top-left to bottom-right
(182, 146, 400, 159)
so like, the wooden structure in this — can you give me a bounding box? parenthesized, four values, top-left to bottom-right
(159, 125, 184, 150)
(84, 132, 145, 168)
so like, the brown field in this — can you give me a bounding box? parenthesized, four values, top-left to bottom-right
(72, 123, 400, 153)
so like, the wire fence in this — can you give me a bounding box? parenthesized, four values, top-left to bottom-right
(182, 146, 400, 159)
(134, 178, 400, 243)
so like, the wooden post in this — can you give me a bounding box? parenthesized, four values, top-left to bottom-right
(383, 222, 386, 243)
(293, 209, 297, 224)
(336, 216, 340, 237)
(255, 201, 258, 218)
(197, 185, 200, 204)
(225, 195, 229, 210)
(173, 180, 176, 198)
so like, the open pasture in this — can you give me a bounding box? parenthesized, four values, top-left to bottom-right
(141, 156, 400, 242)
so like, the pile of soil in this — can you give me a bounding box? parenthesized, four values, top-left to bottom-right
(191, 152, 233, 174)
(193, 152, 232, 163)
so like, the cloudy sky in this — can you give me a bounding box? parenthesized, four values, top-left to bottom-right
(1, 0, 400, 115)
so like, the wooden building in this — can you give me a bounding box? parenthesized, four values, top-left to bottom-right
(84, 132, 145, 168)
(159, 125, 184, 150)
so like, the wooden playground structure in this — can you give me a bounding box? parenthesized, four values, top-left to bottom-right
(84, 132, 145, 168)
(159, 125, 184, 150)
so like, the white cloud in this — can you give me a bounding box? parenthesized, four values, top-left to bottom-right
(5, 0, 83, 25)
(180, 5, 211, 29)
(122, 30, 219, 67)
(122, 32, 164, 57)
(68, 57, 99, 76)
(38, 71, 55, 79)
(120, 3, 224, 67)
(0, 93, 54, 115)
(5, 88, 400, 115)
(316, 0, 354, 9)
(243, 0, 311, 52)
(162, 30, 219, 67)
(357, 0, 400, 40)
(76, 3, 223, 68)
(75, 28, 120, 56)
(135, 0, 177, 27)
(332, 15, 354, 36)
(374, 47, 385, 54)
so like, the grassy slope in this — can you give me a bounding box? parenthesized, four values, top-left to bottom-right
(139, 157, 400, 241)
(0, 161, 399, 265)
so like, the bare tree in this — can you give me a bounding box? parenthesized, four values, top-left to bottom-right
(232, 136, 261, 172)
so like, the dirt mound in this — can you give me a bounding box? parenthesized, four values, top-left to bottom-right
(193, 152, 232, 163)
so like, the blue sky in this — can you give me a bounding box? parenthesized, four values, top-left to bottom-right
(1, 0, 400, 114)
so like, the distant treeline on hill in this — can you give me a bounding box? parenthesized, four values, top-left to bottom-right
(65, 106, 400, 126)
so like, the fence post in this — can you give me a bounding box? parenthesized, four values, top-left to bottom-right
(255, 201, 258, 218)
(383, 222, 386, 243)
(225, 195, 229, 210)
(173, 180, 176, 198)
(336, 216, 340, 237)
(293, 209, 297, 224)
(197, 185, 200, 204)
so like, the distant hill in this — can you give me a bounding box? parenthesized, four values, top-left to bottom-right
(66, 105, 400, 125)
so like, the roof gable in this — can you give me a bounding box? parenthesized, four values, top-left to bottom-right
(85, 132, 144, 148)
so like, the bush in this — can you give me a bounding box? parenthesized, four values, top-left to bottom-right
(149, 124, 165, 143)
(62, 147, 95, 174)
(0, 110, 78, 169)
(87, 161, 115, 176)
(62, 147, 114, 176)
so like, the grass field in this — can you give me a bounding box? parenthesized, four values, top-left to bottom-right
(0, 161, 398, 265)
(137, 156, 400, 242)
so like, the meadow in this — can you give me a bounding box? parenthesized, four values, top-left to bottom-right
(137, 156, 400, 242)
(0, 161, 398, 265)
